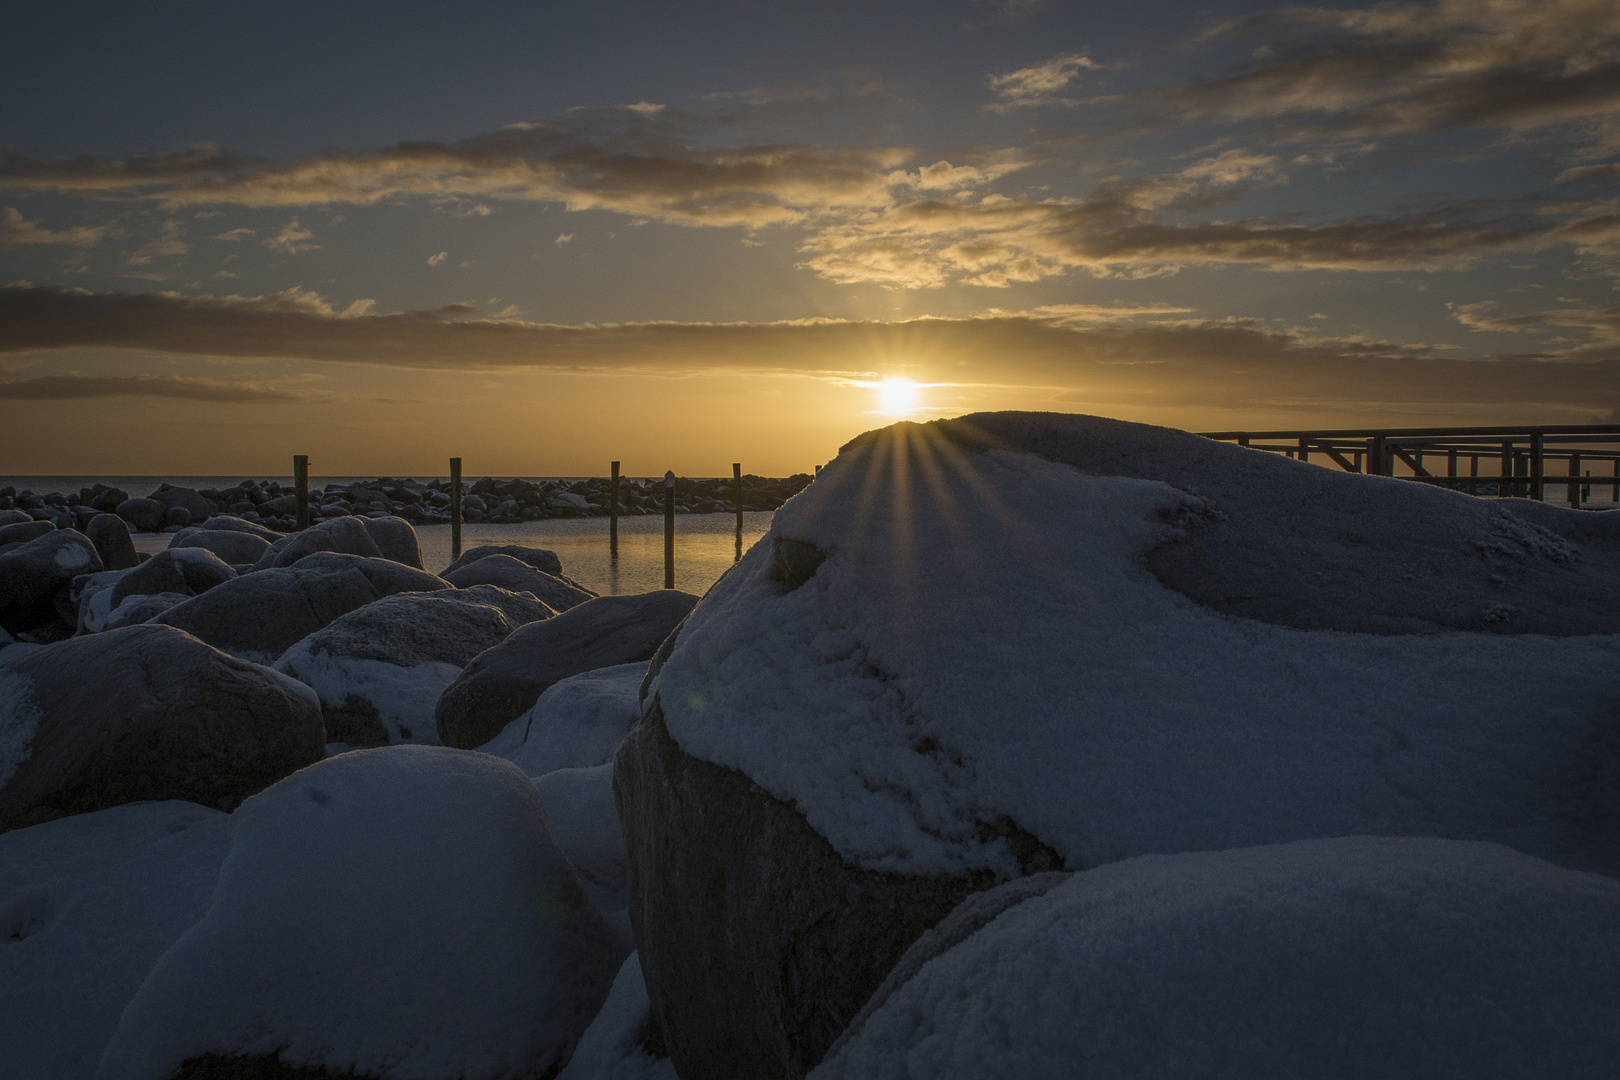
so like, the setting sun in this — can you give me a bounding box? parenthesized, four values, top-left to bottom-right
(878, 378, 919, 414)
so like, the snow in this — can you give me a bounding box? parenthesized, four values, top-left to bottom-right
(0, 801, 230, 1080)
(97, 746, 629, 1080)
(0, 667, 42, 788)
(483, 662, 645, 776)
(534, 764, 629, 927)
(275, 645, 460, 744)
(53, 541, 95, 572)
(811, 837, 1620, 1079)
(557, 953, 678, 1080)
(654, 445, 1620, 879)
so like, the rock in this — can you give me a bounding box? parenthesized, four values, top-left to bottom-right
(362, 515, 423, 568)
(87, 485, 129, 512)
(556, 953, 677, 1080)
(0, 509, 35, 526)
(115, 498, 166, 534)
(812, 839, 1620, 1079)
(259, 494, 299, 515)
(86, 513, 140, 570)
(615, 413, 1620, 1080)
(0, 530, 102, 638)
(0, 624, 324, 832)
(168, 527, 272, 565)
(163, 506, 191, 528)
(250, 516, 384, 571)
(102, 592, 193, 631)
(483, 662, 646, 777)
(185, 515, 280, 541)
(534, 763, 630, 921)
(96, 747, 627, 1080)
(274, 587, 548, 747)
(109, 548, 237, 609)
(444, 543, 564, 579)
(146, 485, 215, 523)
(0, 519, 54, 547)
(436, 590, 699, 750)
(444, 553, 597, 611)
(156, 553, 450, 663)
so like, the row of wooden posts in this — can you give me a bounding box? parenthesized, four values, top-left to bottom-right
(290, 456, 755, 589)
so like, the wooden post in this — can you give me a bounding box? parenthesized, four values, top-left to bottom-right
(1529, 431, 1545, 501)
(814, 464, 822, 476)
(1237, 433, 1250, 448)
(1499, 441, 1512, 497)
(663, 470, 676, 589)
(1368, 435, 1387, 476)
(1448, 449, 1458, 480)
(1569, 453, 1582, 508)
(1297, 437, 1309, 463)
(609, 460, 620, 559)
(1353, 451, 1363, 473)
(733, 462, 743, 563)
(293, 455, 310, 531)
(449, 457, 462, 560)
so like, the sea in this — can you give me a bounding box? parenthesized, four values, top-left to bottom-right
(2, 476, 775, 596)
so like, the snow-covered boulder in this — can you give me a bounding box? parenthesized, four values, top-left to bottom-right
(445, 553, 597, 611)
(557, 953, 678, 1080)
(813, 837, 1620, 1079)
(166, 527, 271, 566)
(363, 514, 424, 569)
(155, 552, 449, 663)
(614, 413, 1620, 1079)
(437, 591, 698, 750)
(97, 747, 628, 1080)
(107, 547, 235, 609)
(0, 801, 230, 1080)
(483, 662, 646, 776)
(445, 543, 563, 579)
(274, 586, 552, 747)
(250, 516, 384, 570)
(0, 624, 324, 832)
(0, 529, 102, 640)
(99, 591, 191, 632)
(535, 764, 629, 920)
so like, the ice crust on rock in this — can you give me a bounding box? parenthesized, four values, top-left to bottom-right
(811, 837, 1620, 1080)
(97, 746, 628, 1080)
(656, 441, 1620, 880)
(484, 662, 646, 776)
(0, 801, 229, 1080)
(557, 953, 678, 1080)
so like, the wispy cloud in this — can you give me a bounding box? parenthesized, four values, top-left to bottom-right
(1, 206, 108, 248)
(986, 53, 1099, 110)
(126, 219, 188, 265)
(0, 373, 304, 402)
(263, 218, 317, 253)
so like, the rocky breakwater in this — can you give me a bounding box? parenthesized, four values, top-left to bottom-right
(615, 411, 1620, 1079)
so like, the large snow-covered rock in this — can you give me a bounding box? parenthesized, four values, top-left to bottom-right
(107, 547, 235, 609)
(97, 747, 628, 1080)
(274, 586, 552, 746)
(0, 624, 324, 832)
(615, 413, 1620, 1079)
(445, 553, 597, 611)
(483, 662, 646, 776)
(437, 591, 697, 750)
(155, 552, 449, 663)
(0, 529, 102, 639)
(0, 801, 230, 1080)
(813, 837, 1620, 1079)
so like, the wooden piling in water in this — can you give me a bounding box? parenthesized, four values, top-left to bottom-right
(1569, 453, 1582, 507)
(609, 460, 620, 559)
(449, 457, 462, 560)
(293, 455, 310, 531)
(734, 462, 743, 563)
(664, 470, 676, 589)
(1530, 431, 1545, 501)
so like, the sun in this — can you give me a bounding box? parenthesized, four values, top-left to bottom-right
(878, 378, 920, 414)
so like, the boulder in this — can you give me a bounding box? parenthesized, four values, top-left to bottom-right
(556, 953, 677, 1080)
(482, 662, 645, 777)
(0, 509, 35, 527)
(86, 513, 139, 571)
(96, 747, 627, 1080)
(0, 519, 55, 547)
(0, 530, 102, 638)
(436, 590, 699, 750)
(183, 515, 280, 541)
(156, 553, 449, 663)
(115, 498, 166, 534)
(444, 543, 564, 579)
(250, 516, 383, 571)
(534, 763, 630, 921)
(168, 527, 271, 565)
(0, 624, 324, 832)
(108, 548, 236, 609)
(274, 586, 549, 747)
(101, 592, 193, 631)
(813, 839, 1620, 1079)
(146, 485, 215, 523)
(444, 553, 596, 611)
(162, 506, 191, 529)
(614, 413, 1620, 1080)
(362, 515, 423, 569)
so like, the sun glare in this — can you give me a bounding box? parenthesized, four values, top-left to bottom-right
(878, 378, 920, 414)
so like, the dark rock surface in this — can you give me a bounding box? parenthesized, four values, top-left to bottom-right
(110, 549, 237, 608)
(252, 518, 384, 571)
(444, 544, 564, 579)
(148, 485, 216, 523)
(443, 554, 595, 611)
(169, 528, 272, 566)
(87, 513, 140, 570)
(102, 591, 193, 630)
(0, 624, 324, 832)
(436, 590, 698, 749)
(115, 498, 167, 534)
(361, 516, 423, 569)
(187, 515, 281, 541)
(0, 530, 102, 637)
(0, 519, 55, 547)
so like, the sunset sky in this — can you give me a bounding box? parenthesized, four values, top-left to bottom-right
(2, 0, 1617, 476)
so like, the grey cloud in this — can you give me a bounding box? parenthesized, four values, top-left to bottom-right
(0, 373, 304, 402)
(1, 206, 108, 248)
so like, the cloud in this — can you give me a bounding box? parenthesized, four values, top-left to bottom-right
(211, 227, 256, 241)
(1, 206, 107, 247)
(0, 373, 304, 402)
(987, 53, 1099, 110)
(0, 284, 1613, 421)
(126, 219, 188, 265)
(555, 233, 573, 245)
(263, 218, 317, 253)
(427, 250, 448, 265)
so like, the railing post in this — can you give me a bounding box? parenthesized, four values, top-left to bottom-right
(1237, 433, 1250, 448)
(1569, 453, 1582, 508)
(293, 455, 310, 531)
(1530, 432, 1545, 501)
(449, 457, 462, 560)
(664, 470, 676, 589)
(1368, 435, 1387, 476)
(609, 460, 620, 559)
(733, 462, 743, 563)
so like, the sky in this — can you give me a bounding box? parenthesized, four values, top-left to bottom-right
(1, 0, 1617, 476)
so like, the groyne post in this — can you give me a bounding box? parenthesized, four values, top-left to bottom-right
(449, 457, 462, 560)
(610, 460, 620, 560)
(1569, 453, 1582, 508)
(664, 470, 676, 589)
(293, 455, 310, 531)
(1530, 431, 1545, 501)
(733, 462, 743, 563)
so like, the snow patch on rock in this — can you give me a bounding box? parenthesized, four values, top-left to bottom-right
(484, 662, 645, 776)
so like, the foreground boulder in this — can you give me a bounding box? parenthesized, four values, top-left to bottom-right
(615, 413, 1620, 1079)
(274, 586, 551, 746)
(444, 543, 563, 578)
(813, 838, 1620, 1079)
(0, 530, 102, 639)
(444, 553, 596, 610)
(0, 624, 324, 832)
(97, 747, 627, 1080)
(437, 590, 698, 750)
